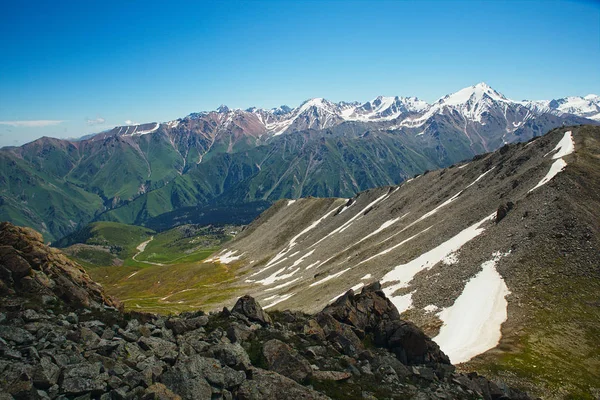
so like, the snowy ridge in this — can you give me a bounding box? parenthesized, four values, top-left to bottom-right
(108, 84, 598, 140)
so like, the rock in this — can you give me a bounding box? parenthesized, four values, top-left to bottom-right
(232, 295, 272, 325)
(0, 326, 35, 344)
(142, 383, 182, 400)
(377, 319, 449, 365)
(209, 342, 252, 371)
(61, 362, 108, 395)
(262, 339, 312, 383)
(66, 312, 79, 324)
(496, 202, 514, 223)
(32, 357, 60, 389)
(226, 322, 254, 343)
(236, 367, 330, 400)
(80, 327, 101, 349)
(303, 319, 326, 341)
(0, 222, 121, 310)
(315, 313, 364, 357)
(159, 356, 219, 400)
(22, 309, 44, 322)
(320, 282, 449, 365)
(165, 316, 208, 335)
(311, 370, 351, 381)
(138, 336, 178, 363)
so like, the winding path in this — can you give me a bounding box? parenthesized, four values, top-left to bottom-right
(132, 237, 165, 266)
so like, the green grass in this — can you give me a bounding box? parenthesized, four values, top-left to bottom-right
(87, 259, 246, 314)
(135, 225, 234, 264)
(59, 221, 244, 314)
(465, 270, 600, 399)
(56, 221, 155, 260)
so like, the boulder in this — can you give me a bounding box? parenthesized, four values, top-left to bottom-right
(236, 367, 330, 400)
(262, 339, 312, 383)
(319, 282, 449, 365)
(232, 295, 272, 325)
(61, 362, 108, 395)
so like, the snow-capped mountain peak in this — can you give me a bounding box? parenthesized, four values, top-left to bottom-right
(438, 82, 507, 106)
(142, 83, 599, 139)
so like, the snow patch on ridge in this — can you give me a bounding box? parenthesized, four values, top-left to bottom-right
(529, 131, 574, 193)
(433, 252, 510, 364)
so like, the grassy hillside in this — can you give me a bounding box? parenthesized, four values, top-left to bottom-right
(59, 221, 241, 313)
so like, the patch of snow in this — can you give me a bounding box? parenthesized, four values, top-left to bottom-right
(310, 192, 390, 249)
(382, 213, 496, 313)
(442, 252, 459, 265)
(465, 168, 494, 189)
(528, 158, 567, 193)
(329, 282, 365, 303)
(357, 226, 432, 266)
(133, 123, 160, 136)
(304, 260, 321, 270)
(361, 274, 372, 280)
(206, 250, 243, 264)
(353, 217, 402, 246)
(546, 131, 574, 159)
(264, 278, 300, 292)
(424, 305, 439, 313)
(287, 200, 296, 206)
(126, 271, 140, 280)
(264, 293, 295, 309)
(433, 252, 510, 364)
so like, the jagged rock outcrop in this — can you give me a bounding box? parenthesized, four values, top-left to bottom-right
(0, 223, 535, 399)
(0, 222, 120, 310)
(319, 282, 449, 365)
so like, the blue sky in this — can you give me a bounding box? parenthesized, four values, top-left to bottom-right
(0, 0, 599, 147)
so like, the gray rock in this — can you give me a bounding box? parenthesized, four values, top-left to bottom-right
(32, 357, 60, 389)
(262, 339, 312, 383)
(138, 336, 178, 363)
(232, 296, 272, 326)
(209, 342, 252, 371)
(160, 356, 216, 400)
(165, 315, 208, 335)
(61, 362, 108, 395)
(0, 326, 34, 344)
(237, 367, 330, 400)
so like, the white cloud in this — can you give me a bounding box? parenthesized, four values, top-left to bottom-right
(0, 120, 64, 128)
(86, 117, 106, 126)
(124, 120, 139, 126)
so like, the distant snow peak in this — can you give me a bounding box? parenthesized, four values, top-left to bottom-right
(124, 83, 599, 139)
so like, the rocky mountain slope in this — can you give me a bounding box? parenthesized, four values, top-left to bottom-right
(202, 125, 600, 398)
(0, 84, 597, 242)
(0, 222, 534, 399)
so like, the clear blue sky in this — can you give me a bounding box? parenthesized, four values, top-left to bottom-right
(1, 0, 599, 147)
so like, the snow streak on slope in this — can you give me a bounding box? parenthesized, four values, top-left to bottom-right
(530, 130, 574, 193)
(381, 214, 496, 313)
(434, 252, 510, 364)
(206, 250, 242, 264)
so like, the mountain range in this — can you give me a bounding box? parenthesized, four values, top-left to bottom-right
(1, 83, 598, 241)
(73, 124, 600, 398)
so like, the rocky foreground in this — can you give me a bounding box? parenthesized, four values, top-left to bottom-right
(0, 222, 534, 399)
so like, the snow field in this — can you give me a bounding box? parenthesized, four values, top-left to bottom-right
(433, 252, 510, 364)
